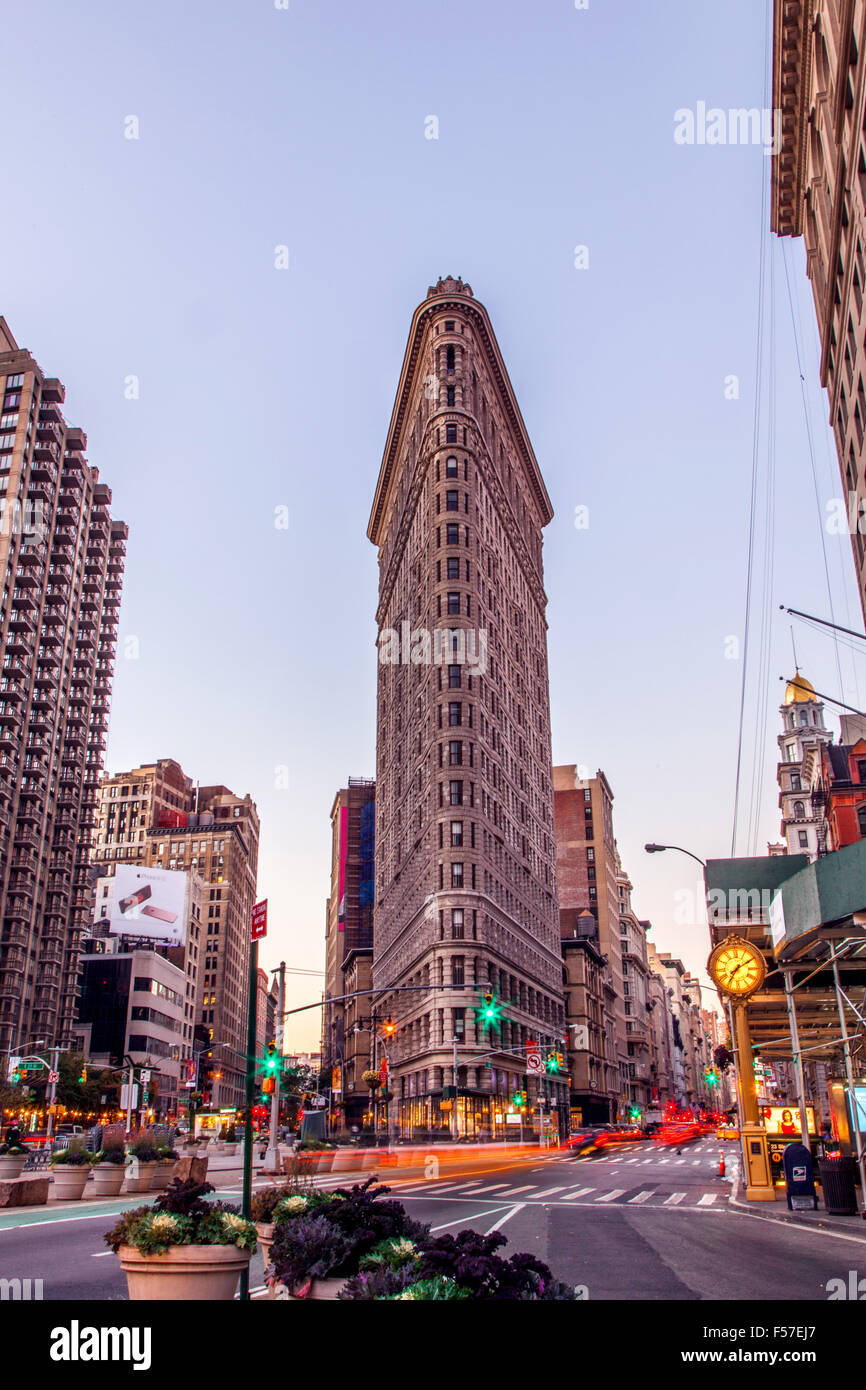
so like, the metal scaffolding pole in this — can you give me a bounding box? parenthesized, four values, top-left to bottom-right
(831, 954, 866, 1216)
(781, 967, 811, 1150)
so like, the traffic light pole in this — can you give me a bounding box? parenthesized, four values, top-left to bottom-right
(264, 961, 286, 1174)
(239, 937, 259, 1303)
(45, 1047, 59, 1141)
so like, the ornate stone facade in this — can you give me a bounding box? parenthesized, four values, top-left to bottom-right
(367, 279, 567, 1137)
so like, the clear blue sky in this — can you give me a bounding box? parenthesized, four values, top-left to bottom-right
(2, 1, 862, 1048)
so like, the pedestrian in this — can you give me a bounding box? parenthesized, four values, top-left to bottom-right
(3, 1122, 23, 1148)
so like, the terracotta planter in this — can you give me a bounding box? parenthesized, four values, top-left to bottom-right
(150, 1161, 178, 1190)
(124, 1160, 158, 1193)
(0, 1155, 27, 1180)
(274, 1276, 347, 1301)
(50, 1165, 91, 1200)
(118, 1243, 251, 1301)
(91, 1162, 127, 1196)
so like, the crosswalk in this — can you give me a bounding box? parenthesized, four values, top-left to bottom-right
(407, 1176, 727, 1212)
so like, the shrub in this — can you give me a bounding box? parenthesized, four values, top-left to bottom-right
(0, 1142, 26, 1156)
(50, 1140, 92, 1167)
(104, 1178, 257, 1255)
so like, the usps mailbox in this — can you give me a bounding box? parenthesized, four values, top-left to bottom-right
(782, 1141, 818, 1211)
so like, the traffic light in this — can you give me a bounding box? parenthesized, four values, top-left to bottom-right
(262, 1077, 275, 1096)
(545, 1050, 566, 1074)
(512, 1090, 527, 1111)
(78, 1065, 87, 1084)
(476, 988, 502, 1031)
(10, 1067, 20, 1085)
(265, 1043, 278, 1073)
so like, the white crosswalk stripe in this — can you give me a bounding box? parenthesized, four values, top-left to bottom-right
(466, 1184, 510, 1193)
(497, 1185, 534, 1195)
(697, 1194, 717, 1206)
(538, 1186, 566, 1197)
(596, 1189, 626, 1202)
(627, 1190, 654, 1204)
(562, 1187, 595, 1200)
(664, 1192, 687, 1205)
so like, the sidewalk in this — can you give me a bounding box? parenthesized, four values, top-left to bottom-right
(729, 1168, 866, 1240)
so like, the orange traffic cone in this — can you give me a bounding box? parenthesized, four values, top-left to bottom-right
(719, 1151, 726, 1177)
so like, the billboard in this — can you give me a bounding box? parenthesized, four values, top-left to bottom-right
(107, 866, 188, 946)
(760, 1104, 817, 1137)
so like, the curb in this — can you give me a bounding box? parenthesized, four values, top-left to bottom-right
(728, 1164, 866, 1243)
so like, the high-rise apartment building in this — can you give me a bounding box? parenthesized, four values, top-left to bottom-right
(553, 765, 630, 1120)
(367, 278, 567, 1138)
(323, 778, 375, 1128)
(0, 319, 127, 1054)
(772, 3, 866, 617)
(87, 758, 259, 1108)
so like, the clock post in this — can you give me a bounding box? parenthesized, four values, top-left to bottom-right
(708, 935, 775, 1203)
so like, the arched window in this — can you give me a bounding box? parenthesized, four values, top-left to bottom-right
(793, 800, 806, 819)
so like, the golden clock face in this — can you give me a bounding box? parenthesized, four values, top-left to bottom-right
(708, 938, 766, 998)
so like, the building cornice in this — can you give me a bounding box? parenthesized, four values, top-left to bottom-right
(771, 0, 814, 237)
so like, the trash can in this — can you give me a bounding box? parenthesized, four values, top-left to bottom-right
(818, 1156, 859, 1215)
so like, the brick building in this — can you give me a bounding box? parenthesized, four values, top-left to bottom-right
(553, 765, 630, 1120)
(0, 319, 127, 1054)
(772, 1, 866, 618)
(87, 758, 259, 1109)
(323, 778, 376, 1127)
(367, 277, 567, 1139)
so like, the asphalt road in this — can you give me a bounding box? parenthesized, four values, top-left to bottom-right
(2, 1141, 864, 1300)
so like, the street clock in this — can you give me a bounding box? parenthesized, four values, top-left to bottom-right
(707, 934, 767, 1001)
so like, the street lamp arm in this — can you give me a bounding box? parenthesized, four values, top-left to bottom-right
(644, 843, 707, 868)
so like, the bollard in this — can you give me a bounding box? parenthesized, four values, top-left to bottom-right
(719, 1151, 725, 1178)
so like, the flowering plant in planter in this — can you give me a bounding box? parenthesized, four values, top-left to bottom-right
(49, 1143, 93, 1167)
(104, 1180, 257, 1256)
(0, 1141, 27, 1156)
(267, 1179, 427, 1297)
(339, 1229, 579, 1301)
(93, 1139, 127, 1166)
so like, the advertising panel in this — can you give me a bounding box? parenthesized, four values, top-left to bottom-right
(760, 1104, 817, 1136)
(107, 865, 188, 946)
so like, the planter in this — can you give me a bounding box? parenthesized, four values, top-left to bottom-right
(90, 1162, 127, 1197)
(118, 1243, 252, 1301)
(296, 1153, 324, 1175)
(123, 1160, 158, 1193)
(256, 1221, 276, 1293)
(221, 1144, 238, 1158)
(315, 1150, 335, 1174)
(0, 1155, 27, 1180)
(150, 1161, 178, 1190)
(331, 1148, 363, 1175)
(50, 1166, 91, 1201)
(274, 1276, 347, 1301)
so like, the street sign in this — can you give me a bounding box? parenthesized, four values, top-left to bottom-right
(140, 1070, 151, 1084)
(251, 899, 268, 941)
(47, 1070, 59, 1084)
(526, 1051, 544, 1075)
(121, 1083, 139, 1109)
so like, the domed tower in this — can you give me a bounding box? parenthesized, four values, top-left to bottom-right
(776, 672, 832, 859)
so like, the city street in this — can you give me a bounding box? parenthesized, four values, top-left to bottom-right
(3, 1142, 863, 1301)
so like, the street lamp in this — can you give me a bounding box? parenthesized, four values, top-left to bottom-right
(644, 843, 707, 868)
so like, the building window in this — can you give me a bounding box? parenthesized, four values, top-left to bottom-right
(446, 346, 455, 371)
(793, 800, 805, 819)
(452, 909, 464, 940)
(446, 523, 459, 544)
(858, 805, 866, 836)
(451, 862, 464, 887)
(447, 556, 459, 579)
(450, 820, 463, 847)
(798, 831, 809, 848)
(448, 665, 461, 688)
(449, 741, 462, 765)
(446, 424, 457, 443)
(447, 592, 460, 615)
(452, 956, 464, 987)
(449, 780, 463, 806)
(446, 387, 455, 406)
(445, 490, 458, 511)
(448, 702, 461, 725)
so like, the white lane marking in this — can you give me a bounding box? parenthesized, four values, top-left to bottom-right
(431, 1207, 511, 1233)
(91, 1251, 113, 1257)
(596, 1189, 626, 1203)
(664, 1192, 687, 1205)
(697, 1194, 717, 1206)
(627, 1190, 654, 1204)
(657, 1159, 670, 1166)
(562, 1187, 595, 1200)
(485, 1203, 525, 1233)
(467, 1184, 511, 1193)
(539, 1186, 566, 1197)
